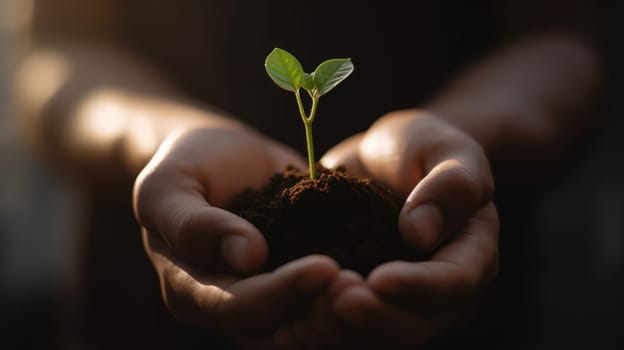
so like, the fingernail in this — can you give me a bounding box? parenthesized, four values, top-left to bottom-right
(221, 235, 249, 271)
(407, 203, 443, 250)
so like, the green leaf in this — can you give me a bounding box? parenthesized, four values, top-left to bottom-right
(312, 58, 354, 96)
(265, 48, 304, 92)
(302, 72, 315, 92)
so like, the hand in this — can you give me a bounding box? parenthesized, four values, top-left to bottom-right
(133, 126, 341, 349)
(305, 109, 499, 348)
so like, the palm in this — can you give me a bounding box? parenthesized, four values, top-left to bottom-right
(134, 127, 341, 348)
(312, 110, 500, 348)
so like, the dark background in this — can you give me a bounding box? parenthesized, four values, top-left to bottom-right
(1, 1, 623, 349)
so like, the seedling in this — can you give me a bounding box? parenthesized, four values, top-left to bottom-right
(265, 48, 354, 179)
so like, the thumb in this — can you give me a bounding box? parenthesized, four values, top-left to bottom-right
(137, 188, 269, 274)
(399, 151, 494, 252)
(220, 255, 340, 336)
(134, 166, 268, 275)
(356, 111, 494, 252)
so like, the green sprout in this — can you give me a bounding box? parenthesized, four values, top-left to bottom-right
(265, 48, 354, 179)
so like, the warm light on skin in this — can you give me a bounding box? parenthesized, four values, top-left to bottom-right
(134, 126, 184, 186)
(360, 124, 403, 182)
(197, 285, 233, 307)
(360, 131, 398, 162)
(71, 89, 181, 174)
(403, 157, 464, 208)
(16, 50, 70, 114)
(319, 154, 340, 169)
(124, 111, 160, 169)
(73, 89, 129, 147)
(69, 84, 244, 174)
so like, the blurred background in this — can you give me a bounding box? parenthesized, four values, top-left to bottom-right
(530, 1, 624, 346)
(1, 0, 624, 349)
(1, 0, 83, 348)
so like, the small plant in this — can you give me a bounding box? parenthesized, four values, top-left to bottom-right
(265, 48, 354, 179)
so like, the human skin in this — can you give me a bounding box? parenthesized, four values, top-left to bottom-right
(274, 113, 498, 349)
(15, 1, 600, 348)
(16, 41, 599, 350)
(274, 35, 600, 349)
(133, 127, 343, 348)
(132, 35, 598, 348)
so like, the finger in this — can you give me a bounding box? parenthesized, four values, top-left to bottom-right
(143, 229, 240, 326)
(276, 270, 363, 349)
(222, 255, 340, 336)
(332, 285, 381, 334)
(399, 141, 494, 251)
(138, 188, 267, 273)
(278, 285, 360, 350)
(332, 286, 421, 348)
(333, 285, 469, 348)
(328, 270, 365, 299)
(133, 129, 274, 272)
(320, 133, 366, 175)
(147, 232, 340, 335)
(368, 203, 499, 312)
(307, 295, 352, 349)
(356, 112, 494, 252)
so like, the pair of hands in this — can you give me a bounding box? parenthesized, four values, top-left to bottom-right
(133, 109, 499, 349)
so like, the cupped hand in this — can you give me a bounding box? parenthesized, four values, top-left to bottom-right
(305, 109, 501, 348)
(133, 127, 340, 349)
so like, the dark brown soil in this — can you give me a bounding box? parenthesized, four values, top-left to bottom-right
(226, 166, 425, 276)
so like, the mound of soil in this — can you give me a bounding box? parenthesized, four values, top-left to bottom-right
(226, 166, 424, 276)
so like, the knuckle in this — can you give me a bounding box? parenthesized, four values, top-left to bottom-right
(168, 206, 194, 249)
(447, 165, 482, 204)
(446, 134, 494, 206)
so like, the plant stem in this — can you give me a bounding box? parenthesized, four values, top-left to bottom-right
(303, 120, 316, 179)
(295, 90, 319, 179)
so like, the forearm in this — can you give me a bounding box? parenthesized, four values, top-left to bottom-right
(425, 34, 601, 181)
(14, 41, 244, 185)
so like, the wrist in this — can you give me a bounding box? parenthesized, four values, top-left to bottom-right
(67, 88, 248, 182)
(121, 96, 249, 174)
